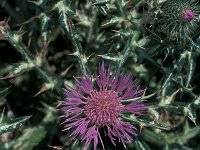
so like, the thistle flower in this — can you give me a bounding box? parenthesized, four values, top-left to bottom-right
(182, 9, 195, 22)
(158, 0, 199, 43)
(60, 64, 147, 150)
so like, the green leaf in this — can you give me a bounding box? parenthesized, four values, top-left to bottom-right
(101, 16, 123, 28)
(0, 114, 31, 135)
(13, 126, 47, 150)
(176, 122, 200, 145)
(184, 105, 196, 125)
(96, 6, 108, 15)
(54, 1, 78, 19)
(97, 53, 122, 62)
(1, 62, 34, 79)
(122, 115, 171, 130)
(0, 87, 9, 106)
(92, 0, 110, 6)
(165, 125, 200, 145)
(0, 139, 14, 149)
(142, 122, 200, 146)
(0, 87, 9, 100)
(135, 139, 151, 150)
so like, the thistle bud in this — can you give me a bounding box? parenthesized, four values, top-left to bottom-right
(182, 9, 195, 22)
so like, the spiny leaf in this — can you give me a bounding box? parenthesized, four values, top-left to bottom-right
(184, 105, 196, 125)
(96, 6, 108, 15)
(34, 82, 55, 96)
(58, 7, 88, 74)
(92, 0, 110, 6)
(0, 114, 31, 135)
(159, 89, 179, 106)
(13, 126, 47, 150)
(0, 18, 9, 40)
(54, 0, 77, 19)
(1, 62, 34, 79)
(168, 126, 200, 145)
(144, 122, 200, 145)
(101, 16, 124, 28)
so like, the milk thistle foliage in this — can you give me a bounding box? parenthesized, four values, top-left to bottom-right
(61, 64, 147, 150)
(158, 0, 199, 43)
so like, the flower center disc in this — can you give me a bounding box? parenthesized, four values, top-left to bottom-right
(85, 90, 122, 126)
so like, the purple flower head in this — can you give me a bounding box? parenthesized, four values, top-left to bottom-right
(61, 64, 147, 150)
(182, 9, 195, 22)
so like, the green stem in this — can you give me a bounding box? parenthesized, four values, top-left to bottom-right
(59, 13, 88, 74)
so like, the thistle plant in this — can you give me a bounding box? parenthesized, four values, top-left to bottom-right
(1, 0, 200, 150)
(156, 0, 200, 43)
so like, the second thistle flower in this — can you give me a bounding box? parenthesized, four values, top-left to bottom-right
(157, 0, 199, 43)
